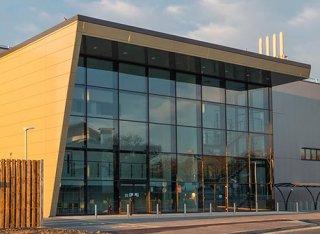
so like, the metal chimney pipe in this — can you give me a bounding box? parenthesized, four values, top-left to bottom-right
(272, 33, 277, 57)
(265, 36, 270, 56)
(258, 37, 263, 54)
(279, 32, 284, 58)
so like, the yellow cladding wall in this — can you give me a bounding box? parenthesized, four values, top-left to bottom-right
(0, 20, 81, 217)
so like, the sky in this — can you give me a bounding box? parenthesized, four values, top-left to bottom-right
(1, 0, 319, 79)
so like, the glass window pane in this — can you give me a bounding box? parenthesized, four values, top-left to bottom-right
(203, 129, 225, 156)
(87, 118, 117, 149)
(225, 64, 246, 81)
(150, 124, 176, 153)
(311, 149, 317, 160)
(62, 151, 84, 180)
(85, 36, 112, 58)
(67, 116, 85, 147)
(175, 54, 197, 73)
(300, 148, 305, 160)
(202, 77, 225, 103)
(76, 56, 85, 85)
(177, 99, 201, 127)
(251, 134, 269, 158)
(119, 63, 146, 92)
(150, 153, 174, 180)
(203, 156, 226, 182)
(177, 126, 202, 154)
(149, 95, 175, 124)
(87, 181, 113, 214)
(226, 81, 247, 106)
(118, 42, 145, 64)
(147, 48, 170, 68)
(87, 151, 113, 180)
(226, 105, 248, 131)
(149, 68, 175, 96)
(71, 86, 86, 115)
(249, 109, 269, 133)
(87, 58, 117, 88)
(201, 58, 221, 76)
(305, 149, 311, 160)
(176, 73, 200, 99)
(120, 153, 146, 179)
(228, 157, 248, 184)
(249, 85, 269, 109)
(119, 91, 147, 121)
(227, 131, 248, 157)
(120, 121, 147, 151)
(177, 154, 199, 183)
(87, 87, 118, 119)
(202, 102, 225, 129)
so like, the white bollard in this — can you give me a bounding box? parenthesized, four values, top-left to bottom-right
(296, 202, 299, 213)
(156, 203, 159, 218)
(255, 202, 258, 212)
(127, 203, 130, 218)
(276, 202, 279, 213)
(209, 203, 212, 215)
(233, 203, 236, 215)
(184, 203, 186, 215)
(94, 204, 97, 219)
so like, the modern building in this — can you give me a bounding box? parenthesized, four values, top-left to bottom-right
(0, 15, 311, 217)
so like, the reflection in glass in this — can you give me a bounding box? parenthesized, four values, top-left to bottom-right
(119, 63, 146, 92)
(149, 95, 175, 124)
(148, 48, 170, 68)
(119, 91, 147, 121)
(120, 121, 147, 151)
(203, 129, 225, 156)
(226, 105, 248, 131)
(175, 54, 196, 72)
(87, 118, 117, 149)
(202, 77, 225, 103)
(87, 87, 118, 119)
(149, 124, 176, 153)
(177, 154, 198, 182)
(120, 153, 146, 179)
(76, 56, 85, 84)
(62, 151, 84, 180)
(251, 134, 269, 158)
(87, 58, 117, 88)
(202, 102, 225, 129)
(150, 153, 174, 180)
(177, 99, 201, 127)
(249, 109, 269, 133)
(85, 36, 112, 58)
(176, 73, 200, 99)
(149, 68, 175, 96)
(203, 156, 226, 182)
(228, 157, 248, 184)
(118, 42, 145, 64)
(87, 151, 113, 180)
(150, 181, 175, 213)
(249, 85, 269, 109)
(227, 131, 248, 157)
(177, 126, 202, 154)
(67, 116, 85, 147)
(71, 86, 86, 115)
(201, 58, 221, 76)
(87, 181, 113, 214)
(57, 182, 85, 215)
(225, 64, 246, 81)
(226, 81, 247, 106)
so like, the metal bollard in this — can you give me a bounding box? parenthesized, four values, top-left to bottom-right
(184, 203, 186, 215)
(127, 204, 130, 218)
(276, 202, 279, 213)
(296, 202, 299, 213)
(255, 202, 258, 212)
(156, 203, 159, 218)
(209, 203, 212, 215)
(95, 204, 97, 219)
(233, 203, 236, 215)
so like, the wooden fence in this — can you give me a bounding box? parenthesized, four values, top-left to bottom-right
(0, 159, 43, 229)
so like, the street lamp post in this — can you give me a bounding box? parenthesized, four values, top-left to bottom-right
(23, 126, 35, 160)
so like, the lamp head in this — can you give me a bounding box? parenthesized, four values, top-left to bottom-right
(23, 126, 35, 131)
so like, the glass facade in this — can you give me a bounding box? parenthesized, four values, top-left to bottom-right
(57, 35, 274, 215)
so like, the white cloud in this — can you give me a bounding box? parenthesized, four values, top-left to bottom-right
(289, 7, 319, 25)
(166, 5, 184, 15)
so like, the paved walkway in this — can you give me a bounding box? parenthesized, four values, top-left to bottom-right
(43, 211, 320, 233)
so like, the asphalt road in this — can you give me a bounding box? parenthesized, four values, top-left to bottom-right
(43, 212, 320, 233)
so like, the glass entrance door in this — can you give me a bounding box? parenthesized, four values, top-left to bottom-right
(119, 183, 147, 214)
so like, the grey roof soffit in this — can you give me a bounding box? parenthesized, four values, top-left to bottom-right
(0, 14, 311, 73)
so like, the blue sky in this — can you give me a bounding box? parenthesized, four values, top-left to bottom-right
(1, 0, 319, 79)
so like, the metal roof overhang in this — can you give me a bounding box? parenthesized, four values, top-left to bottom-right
(0, 15, 311, 86)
